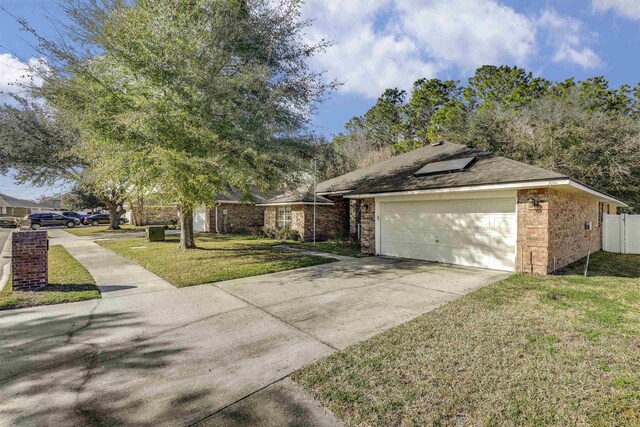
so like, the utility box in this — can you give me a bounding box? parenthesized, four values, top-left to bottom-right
(146, 226, 165, 242)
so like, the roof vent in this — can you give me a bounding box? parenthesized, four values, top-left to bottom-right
(414, 156, 477, 177)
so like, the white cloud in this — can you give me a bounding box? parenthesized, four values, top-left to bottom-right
(592, 0, 640, 20)
(303, 1, 601, 99)
(396, 0, 536, 71)
(302, 0, 438, 98)
(0, 53, 43, 104)
(537, 9, 601, 69)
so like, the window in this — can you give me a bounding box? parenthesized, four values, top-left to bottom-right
(276, 205, 292, 229)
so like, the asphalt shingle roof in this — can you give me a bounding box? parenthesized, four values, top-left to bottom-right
(258, 184, 334, 205)
(316, 142, 567, 196)
(0, 193, 51, 209)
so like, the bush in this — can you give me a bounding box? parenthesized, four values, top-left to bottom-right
(261, 227, 277, 239)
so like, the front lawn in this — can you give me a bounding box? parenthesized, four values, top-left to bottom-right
(292, 251, 640, 426)
(285, 241, 367, 258)
(65, 224, 146, 237)
(0, 245, 99, 310)
(97, 234, 336, 287)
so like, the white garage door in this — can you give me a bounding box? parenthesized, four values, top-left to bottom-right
(379, 197, 517, 271)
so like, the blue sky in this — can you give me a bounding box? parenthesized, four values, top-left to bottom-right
(1, 0, 639, 199)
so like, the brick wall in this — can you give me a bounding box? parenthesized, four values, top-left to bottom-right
(208, 203, 264, 233)
(264, 206, 277, 229)
(360, 198, 375, 254)
(548, 189, 603, 271)
(262, 201, 350, 242)
(516, 189, 551, 275)
(516, 188, 605, 275)
(131, 205, 178, 226)
(11, 231, 48, 291)
(300, 204, 347, 241)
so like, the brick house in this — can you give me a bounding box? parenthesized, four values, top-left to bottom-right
(311, 142, 626, 275)
(205, 189, 266, 233)
(258, 185, 349, 241)
(127, 189, 266, 233)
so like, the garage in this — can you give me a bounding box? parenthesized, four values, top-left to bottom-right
(378, 195, 517, 271)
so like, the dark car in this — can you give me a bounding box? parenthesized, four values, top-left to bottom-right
(61, 211, 87, 222)
(83, 213, 128, 226)
(26, 212, 80, 230)
(0, 216, 18, 228)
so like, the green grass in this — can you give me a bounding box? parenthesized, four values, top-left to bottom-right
(64, 224, 146, 237)
(285, 241, 367, 257)
(97, 234, 336, 288)
(292, 251, 640, 426)
(0, 245, 99, 310)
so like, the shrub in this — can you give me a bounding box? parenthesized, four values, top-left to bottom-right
(261, 227, 277, 239)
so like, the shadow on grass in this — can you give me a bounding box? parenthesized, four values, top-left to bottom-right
(557, 251, 640, 278)
(0, 309, 211, 425)
(41, 283, 98, 292)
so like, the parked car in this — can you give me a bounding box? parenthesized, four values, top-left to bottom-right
(0, 216, 18, 228)
(83, 213, 128, 226)
(25, 212, 81, 230)
(61, 211, 87, 222)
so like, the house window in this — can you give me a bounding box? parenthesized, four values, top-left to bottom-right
(276, 205, 292, 229)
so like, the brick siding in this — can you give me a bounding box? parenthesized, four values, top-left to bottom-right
(207, 203, 264, 233)
(11, 231, 48, 291)
(263, 199, 350, 242)
(517, 188, 607, 275)
(131, 205, 178, 226)
(264, 206, 277, 229)
(548, 189, 605, 271)
(359, 198, 375, 254)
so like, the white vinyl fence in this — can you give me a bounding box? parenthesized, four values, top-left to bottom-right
(603, 214, 640, 254)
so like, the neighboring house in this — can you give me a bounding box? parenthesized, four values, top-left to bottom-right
(207, 189, 267, 233)
(258, 185, 348, 241)
(310, 142, 626, 275)
(127, 189, 266, 233)
(0, 193, 53, 218)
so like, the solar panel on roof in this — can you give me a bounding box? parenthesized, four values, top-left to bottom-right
(413, 156, 477, 177)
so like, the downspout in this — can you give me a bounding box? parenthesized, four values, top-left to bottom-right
(215, 204, 220, 234)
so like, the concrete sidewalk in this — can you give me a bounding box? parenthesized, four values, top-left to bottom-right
(49, 229, 175, 298)
(0, 230, 507, 426)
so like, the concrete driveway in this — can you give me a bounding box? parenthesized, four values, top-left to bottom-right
(0, 236, 508, 426)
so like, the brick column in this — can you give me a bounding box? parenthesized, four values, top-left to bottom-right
(11, 231, 48, 291)
(516, 189, 550, 275)
(360, 198, 375, 254)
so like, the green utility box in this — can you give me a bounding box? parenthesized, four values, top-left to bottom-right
(146, 225, 165, 242)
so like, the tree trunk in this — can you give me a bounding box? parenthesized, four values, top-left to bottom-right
(133, 196, 145, 226)
(178, 205, 196, 250)
(107, 207, 123, 230)
(104, 201, 123, 230)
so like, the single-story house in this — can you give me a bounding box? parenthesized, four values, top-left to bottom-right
(0, 193, 53, 218)
(205, 189, 267, 233)
(308, 142, 625, 275)
(126, 189, 266, 233)
(257, 185, 349, 241)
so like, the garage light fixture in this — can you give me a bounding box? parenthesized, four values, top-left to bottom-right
(527, 197, 542, 211)
(413, 156, 477, 177)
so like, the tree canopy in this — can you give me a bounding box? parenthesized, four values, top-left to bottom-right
(6, 0, 334, 247)
(321, 65, 640, 211)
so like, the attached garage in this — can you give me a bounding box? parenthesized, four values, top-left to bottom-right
(377, 193, 517, 272)
(315, 142, 628, 275)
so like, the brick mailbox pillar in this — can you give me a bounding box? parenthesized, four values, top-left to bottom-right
(11, 231, 48, 291)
